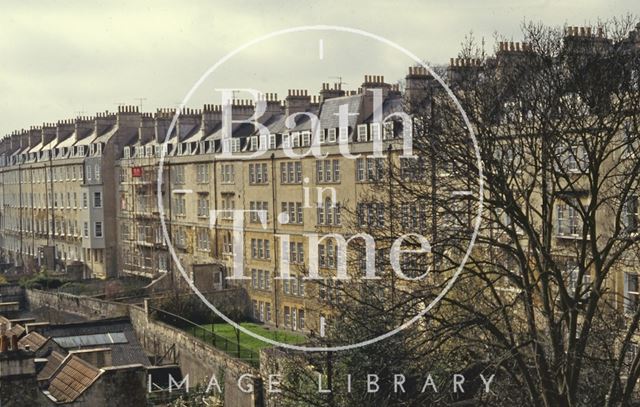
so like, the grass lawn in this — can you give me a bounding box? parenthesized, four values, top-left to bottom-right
(199, 322, 306, 352)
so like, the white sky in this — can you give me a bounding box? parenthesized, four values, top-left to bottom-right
(0, 0, 636, 136)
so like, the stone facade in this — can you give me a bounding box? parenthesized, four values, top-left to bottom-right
(0, 108, 143, 279)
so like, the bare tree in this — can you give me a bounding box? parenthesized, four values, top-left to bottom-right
(276, 16, 640, 407)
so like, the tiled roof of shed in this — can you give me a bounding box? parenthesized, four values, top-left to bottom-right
(8, 323, 25, 338)
(37, 351, 66, 381)
(18, 331, 48, 351)
(47, 355, 101, 403)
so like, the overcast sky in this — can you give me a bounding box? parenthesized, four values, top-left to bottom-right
(0, 0, 636, 136)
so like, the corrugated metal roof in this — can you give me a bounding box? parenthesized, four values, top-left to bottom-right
(42, 318, 149, 366)
(53, 332, 127, 348)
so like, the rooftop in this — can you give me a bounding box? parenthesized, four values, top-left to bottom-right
(40, 317, 149, 366)
(46, 355, 101, 403)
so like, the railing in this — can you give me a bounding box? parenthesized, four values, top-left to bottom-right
(149, 306, 260, 368)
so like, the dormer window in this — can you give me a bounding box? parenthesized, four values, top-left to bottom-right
(269, 134, 277, 150)
(250, 136, 258, 151)
(383, 121, 394, 140)
(370, 123, 381, 141)
(146, 145, 153, 156)
(327, 128, 337, 143)
(282, 133, 290, 149)
(292, 132, 300, 148)
(402, 119, 412, 139)
(301, 131, 311, 146)
(155, 144, 168, 157)
(77, 146, 85, 156)
(231, 138, 240, 153)
(339, 127, 349, 142)
(96, 143, 102, 156)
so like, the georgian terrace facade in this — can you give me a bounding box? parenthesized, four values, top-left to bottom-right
(2, 25, 638, 334)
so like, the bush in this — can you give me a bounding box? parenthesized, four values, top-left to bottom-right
(19, 273, 64, 290)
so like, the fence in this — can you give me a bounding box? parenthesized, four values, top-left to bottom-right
(149, 306, 260, 368)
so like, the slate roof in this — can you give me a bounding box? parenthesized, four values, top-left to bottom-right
(176, 122, 201, 143)
(47, 355, 101, 403)
(318, 94, 363, 129)
(28, 141, 45, 154)
(41, 317, 149, 366)
(38, 351, 66, 381)
(56, 133, 78, 149)
(206, 122, 256, 141)
(360, 94, 405, 123)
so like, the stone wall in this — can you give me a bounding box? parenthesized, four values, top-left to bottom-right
(0, 284, 25, 308)
(129, 305, 263, 407)
(25, 289, 129, 320)
(72, 364, 147, 407)
(23, 289, 263, 407)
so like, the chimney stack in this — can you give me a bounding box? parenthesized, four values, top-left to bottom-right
(361, 74, 391, 97)
(56, 119, 75, 144)
(116, 105, 142, 129)
(319, 83, 345, 101)
(75, 116, 94, 142)
(41, 123, 57, 148)
(285, 89, 312, 118)
(154, 108, 177, 144)
(94, 111, 117, 135)
(405, 65, 433, 102)
(177, 108, 201, 142)
(27, 127, 41, 149)
(139, 113, 155, 145)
